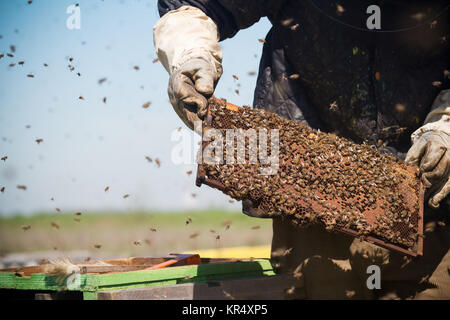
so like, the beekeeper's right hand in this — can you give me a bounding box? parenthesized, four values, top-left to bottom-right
(153, 6, 223, 130)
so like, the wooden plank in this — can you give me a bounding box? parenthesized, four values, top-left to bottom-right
(98, 274, 305, 300)
(96, 259, 274, 289)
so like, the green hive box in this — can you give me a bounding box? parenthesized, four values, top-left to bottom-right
(0, 257, 302, 300)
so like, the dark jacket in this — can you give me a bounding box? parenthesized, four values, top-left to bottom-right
(158, 0, 449, 159)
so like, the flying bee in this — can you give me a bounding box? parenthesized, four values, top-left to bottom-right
(251, 225, 261, 230)
(51, 221, 60, 229)
(189, 232, 199, 239)
(1, 156, 7, 161)
(55, 208, 61, 212)
(150, 228, 157, 232)
(36, 138, 43, 144)
(103, 97, 107, 104)
(186, 170, 193, 175)
(27, 74, 34, 78)
(17, 185, 27, 190)
(74, 212, 82, 216)
(145, 156, 153, 163)
(7, 53, 13, 57)
(134, 66, 140, 71)
(74, 218, 81, 222)
(104, 186, 109, 192)
(142, 102, 151, 109)
(22, 225, 31, 231)
(155, 159, 161, 167)
(431, 81, 442, 87)
(258, 38, 266, 43)
(98, 78, 107, 85)
(232, 75, 239, 80)
(133, 241, 141, 246)
(94, 244, 102, 249)
(152, 57, 159, 63)
(186, 217, 193, 225)
(123, 194, 130, 199)
(79, 96, 84, 100)
(0, 187, 4, 192)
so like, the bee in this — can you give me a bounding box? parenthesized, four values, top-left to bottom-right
(123, 194, 130, 199)
(145, 238, 152, 245)
(77, 72, 81, 77)
(0, 187, 4, 192)
(43, 63, 48, 67)
(7, 53, 13, 57)
(27, 74, 34, 78)
(232, 75, 239, 80)
(17, 185, 27, 190)
(155, 159, 161, 167)
(94, 244, 102, 249)
(36, 138, 43, 144)
(69, 57, 74, 62)
(251, 225, 260, 230)
(336, 4, 345, 15)
(186, 217, 193, 225)
(235, 89, 240, 95)
(55, 208, 61, 212)
(289, 74, 300, 80)
(290, 24, 299, 31)
(134, 66, 140, 71)
(103, 97, 107, 103)
(191, 193, 197, 198)
(257, 39, 266, 43)
(51, 221, 60, 229)
(142, 102, 151, 109)
(74, 218, 81, 222)
(228, 200, 234, 203)
(79, 96, 84, 100)
(0, 54, 4, 59)
(133, 241, 141, 246)
(431, 81, 442, 87)
(150, 228, 157, 232)
(9, 63, 15, 67)
(104, 186, 109, 192)
(189, 232, 199, 239)
(98, 78, 107, 85)
(74, 212, 82, 216)
(186, 170, 193, 176)
(177, 127, 182, 132)
(145, 156, 153, 163)
(1, 156, 7, 161)
(329, 101, 338, 112)
(430, 20, 437, 29)
(248, 71, 256, 76)
(22, 225, 31, 231)
(152, 57, 159, 63)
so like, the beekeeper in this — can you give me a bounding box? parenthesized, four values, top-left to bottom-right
(153, 1, 449, 299)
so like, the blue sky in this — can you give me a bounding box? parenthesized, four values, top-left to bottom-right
(0, 0, 272, 215)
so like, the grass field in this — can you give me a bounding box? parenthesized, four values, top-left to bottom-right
(0, 210, 272, 260)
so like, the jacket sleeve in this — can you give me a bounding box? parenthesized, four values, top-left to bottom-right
(157, 0, 283, 40)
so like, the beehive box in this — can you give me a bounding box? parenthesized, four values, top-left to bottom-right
(0, 257, 304, 300)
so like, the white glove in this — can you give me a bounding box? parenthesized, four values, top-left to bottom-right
(153, 6, 223, 130)
(406, 90, 450, 209)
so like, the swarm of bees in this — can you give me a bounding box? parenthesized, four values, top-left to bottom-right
(199, 98, 423, 251)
